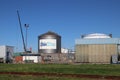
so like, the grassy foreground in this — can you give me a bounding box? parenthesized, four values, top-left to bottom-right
(0, 64, 120, 76)
(0, 74, 93, 80)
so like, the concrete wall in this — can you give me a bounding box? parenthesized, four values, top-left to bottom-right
(41, 53, 74, 63)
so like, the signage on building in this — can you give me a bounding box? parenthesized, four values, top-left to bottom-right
(40, 39, 56, 49)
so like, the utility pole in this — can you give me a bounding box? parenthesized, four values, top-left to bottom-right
(24, 24, 29, 51)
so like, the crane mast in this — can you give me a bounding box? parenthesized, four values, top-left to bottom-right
(17, 10, 27, 52)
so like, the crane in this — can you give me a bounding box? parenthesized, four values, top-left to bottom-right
(17, 10, 27, 52)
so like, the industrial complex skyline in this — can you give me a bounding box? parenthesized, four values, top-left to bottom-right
(0, 0, 120, 52)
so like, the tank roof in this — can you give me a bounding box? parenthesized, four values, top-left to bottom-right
(82, 33, 111, 39)
(38, 31, 61, 37)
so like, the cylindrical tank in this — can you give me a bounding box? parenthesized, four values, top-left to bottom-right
(38, 31, 61, 53)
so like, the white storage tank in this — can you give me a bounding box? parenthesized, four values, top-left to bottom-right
(0, 45, 14, 63)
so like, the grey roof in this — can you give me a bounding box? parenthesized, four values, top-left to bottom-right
(75, 38, 120, 45)
(21, 54, 41, 56)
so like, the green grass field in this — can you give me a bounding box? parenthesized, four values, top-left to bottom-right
(0, 64, 120, 76)
(0, 64, 120, 80)
(0, 74, 93, 80)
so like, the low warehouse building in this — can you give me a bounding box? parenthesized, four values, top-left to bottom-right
(0, 45, 14, 63)
(75, 33, 120, 64)
(21, 54, 41, 63)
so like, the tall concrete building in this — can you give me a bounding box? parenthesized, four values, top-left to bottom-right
(75, 33, 120, 64)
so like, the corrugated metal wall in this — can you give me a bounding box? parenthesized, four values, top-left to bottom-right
(75, 44, 118, 63)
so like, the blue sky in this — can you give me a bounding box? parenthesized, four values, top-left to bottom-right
(0, 0, 120, 52)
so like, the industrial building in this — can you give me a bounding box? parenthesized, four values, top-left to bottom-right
(13, 52, 41, 63)
(12, 31, 74, 64)
(0, 45, 14, 63)
(38, 31, 74, 63)
(21, 54, 41, 63)
(75, 33, 120, 64)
